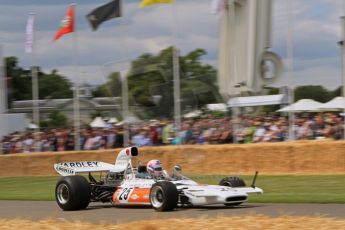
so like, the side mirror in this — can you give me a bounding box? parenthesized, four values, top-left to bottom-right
(174, 164, 182, 172)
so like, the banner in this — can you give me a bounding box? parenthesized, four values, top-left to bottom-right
(139, 0, 174, 8)
(86, 0, 122, 31)
(25, 14, 34, 53)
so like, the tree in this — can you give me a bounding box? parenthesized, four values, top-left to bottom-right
(331, 86, 342, 98)
(40, 110, 68, 129)
(6, 57, 32, 103)
(89, 111, 101, 120)
(92, 72, 122, 97)
(92, 47, 220, 119)
(125, 47, 221, 118)
(5, 57, 73, 103)
(39, 70, 73, 99)
(294, 85, 333, 103)
(262, 87, 280, 113)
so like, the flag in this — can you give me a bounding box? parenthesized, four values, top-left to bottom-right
(54, 5, 75, 41)
(139, 0, 174, 8)
(211, 0, 227, 15)
(25, 14, 34, 53)
(86, 0, 122, 31)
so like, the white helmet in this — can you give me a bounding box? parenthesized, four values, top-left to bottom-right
(147, 159, 163, 177)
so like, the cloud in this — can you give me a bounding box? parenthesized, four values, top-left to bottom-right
(1, 0, 344, 91)
(273, 64, 341, 90)
(47, 65, 106, 85)
(1, 0, 220, 85)
(271, 0, 343, 90)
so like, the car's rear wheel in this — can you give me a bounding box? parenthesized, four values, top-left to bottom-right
(150, 181, 178, 211)
(55, 175, 91, 211)
(219, 176, 246, 206)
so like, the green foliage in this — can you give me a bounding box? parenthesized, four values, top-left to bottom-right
(331, 86, 342, 98)
(48, 110, 68, 128)
(39, 120, 50, 129)
(127, 47, 220, 118)
(89, 111, 101, 120)
(261, 87, 281, 113)
(92, 72, 122, 97)
(261, 86, 343, 113)
(206, 110, 226, 118)
(40, 110, 68, 129)
(5, 57, 73, 103)
(92, 47, 221, 119)
(294, 85, 333, 103)
(0, 176, 58, 201)
(39, 70, 73, 99)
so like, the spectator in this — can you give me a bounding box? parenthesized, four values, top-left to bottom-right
(253, 122, 265, 143)
(1, 112, 344, 153)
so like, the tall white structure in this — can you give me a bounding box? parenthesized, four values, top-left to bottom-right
(218, 0, 282, 99)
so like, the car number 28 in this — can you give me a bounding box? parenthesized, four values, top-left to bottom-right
(112, 187, 151, 205)
(118, 187, 133, 201)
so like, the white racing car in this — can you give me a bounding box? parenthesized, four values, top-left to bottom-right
(54, 147, 263, 211)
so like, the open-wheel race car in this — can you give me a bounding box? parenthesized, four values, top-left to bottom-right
(54, 147, 263, 211)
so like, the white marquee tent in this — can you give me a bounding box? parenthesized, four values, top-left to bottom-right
(206, 103, 228, 112)
(183, 110, 202, 118)
(317, 97, 345, 111)
(90, 117, 107, 128)
(108, 117, 119, 123)
(277, 99, 323, 112)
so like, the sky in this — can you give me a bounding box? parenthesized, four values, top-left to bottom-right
(0, 0, 344, 90)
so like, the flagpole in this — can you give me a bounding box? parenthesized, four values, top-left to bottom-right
(286, 0, 295, 141)
(72, 3, 80, 151)
(0, 41, 6, 154)
(341, 15, 345, 139)
(122, 73, 129, 147)
(0, 42, 6, 115)
(29, 13, 40, 133)
(119, 0, 129, 147)
(171, 2, 181, 143)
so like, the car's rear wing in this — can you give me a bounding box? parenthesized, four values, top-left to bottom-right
(54, 147, 140, 176)
(54, 161, 120, 176)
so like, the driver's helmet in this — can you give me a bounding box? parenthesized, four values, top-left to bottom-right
(147, 159, 163, 178)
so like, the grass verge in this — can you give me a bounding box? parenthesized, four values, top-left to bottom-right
(0, 175, 344, 203)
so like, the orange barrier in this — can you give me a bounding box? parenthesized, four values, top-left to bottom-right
(0, 140, 344, 176)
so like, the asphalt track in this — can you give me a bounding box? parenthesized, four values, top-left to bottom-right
(0, 201, 344, 223)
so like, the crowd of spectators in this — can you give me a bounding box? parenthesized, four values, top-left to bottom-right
(1, 113, 344, 154)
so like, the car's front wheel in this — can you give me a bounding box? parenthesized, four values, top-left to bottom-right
(150, 181, 178, 211)
(55, 175, 91, 211)
(219, 176, 246, 206)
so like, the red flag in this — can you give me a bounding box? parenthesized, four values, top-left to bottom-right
(54, 5, 75, 41)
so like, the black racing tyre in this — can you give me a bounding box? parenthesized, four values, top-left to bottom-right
(150, 181, 178, 211)
(55, 175, 91, 211)
(219, 176, 246, 206)
(219, 176, 246, 187)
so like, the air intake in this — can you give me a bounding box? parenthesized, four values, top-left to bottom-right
(226, 196, 247, 202)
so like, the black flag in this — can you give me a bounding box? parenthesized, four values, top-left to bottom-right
(86, 0, 122, 30)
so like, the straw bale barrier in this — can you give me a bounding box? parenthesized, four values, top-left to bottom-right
(0, 140, 344, 176)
